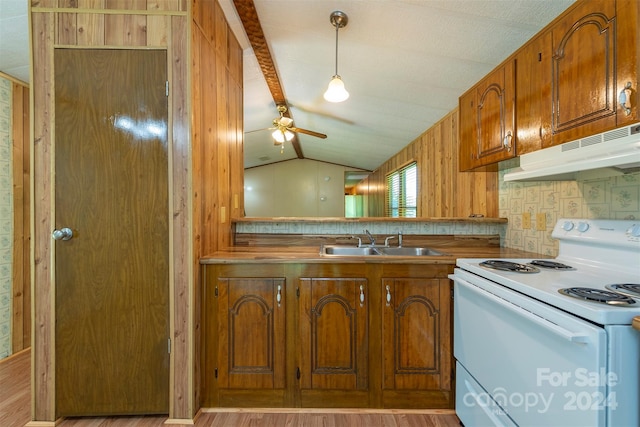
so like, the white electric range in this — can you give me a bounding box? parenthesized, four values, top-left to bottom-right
(450, 218, 640, 427)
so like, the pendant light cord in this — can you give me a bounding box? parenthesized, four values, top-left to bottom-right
(334, 24, 339, 76)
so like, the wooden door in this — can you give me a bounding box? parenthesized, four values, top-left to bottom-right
(382, 278, 451, 406)
(54, 49, 169, 416)
(216, 278, 286, 390)
(298, 278, 368, 391)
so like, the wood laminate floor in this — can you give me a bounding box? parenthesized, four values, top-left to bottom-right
(1, 349, 460, 427)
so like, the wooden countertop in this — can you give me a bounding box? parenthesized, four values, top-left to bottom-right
(233, 216, 508, 224)
(200, 244, 543, 265)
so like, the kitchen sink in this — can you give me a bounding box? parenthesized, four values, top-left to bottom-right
(378, 247, 446, 256)
(320, 245, 447, 257)
(321, 246, 381, 256)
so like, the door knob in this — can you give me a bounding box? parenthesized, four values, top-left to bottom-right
(52, 227, 73, 241)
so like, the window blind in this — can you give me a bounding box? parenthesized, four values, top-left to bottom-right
(385, 162, 417, 217)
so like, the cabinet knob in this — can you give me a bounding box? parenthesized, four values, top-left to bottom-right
(619, 82, 632, 116)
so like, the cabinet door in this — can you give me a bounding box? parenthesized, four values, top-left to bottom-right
(549, 0, 617, 144)
(459, 61, 515, 170)
(382, 278, 451, 393)
(298, 278, 368, 391)
(217, 277, 286, 390)
(516, 32, 553, 155)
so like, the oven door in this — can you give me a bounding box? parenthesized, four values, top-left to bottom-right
(452, 268, 607, 427)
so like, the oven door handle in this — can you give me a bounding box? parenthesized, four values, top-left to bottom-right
(456, 277, 590, 343)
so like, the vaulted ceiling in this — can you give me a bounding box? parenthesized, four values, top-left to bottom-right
(0, 0, 576, 171)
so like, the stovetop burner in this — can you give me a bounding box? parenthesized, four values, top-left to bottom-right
(529, 260, 574, 270)
(605, 284, 640, 298)
(479, 260, 540, 273)
(558, 287, 637, 306)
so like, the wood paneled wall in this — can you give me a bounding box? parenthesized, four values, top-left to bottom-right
(361, 109, 498, 218)
(191, 0, 244, 412)
(11, 81, 30, 355)
(30, 0, 243, 423)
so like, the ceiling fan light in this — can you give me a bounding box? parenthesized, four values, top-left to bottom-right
(272, 129, 294, 143)
(324, 75, 349, 102)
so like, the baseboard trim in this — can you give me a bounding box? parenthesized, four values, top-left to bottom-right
(24, 421, 57, 427)
(199, 408, 457, 415)
(164, 408, 202, 425)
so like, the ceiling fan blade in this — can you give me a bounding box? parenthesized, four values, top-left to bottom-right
(245, 127, 275, 134)
(290, 127, 327, 139)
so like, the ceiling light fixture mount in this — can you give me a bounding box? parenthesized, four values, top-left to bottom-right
(324, 10, 349, 103)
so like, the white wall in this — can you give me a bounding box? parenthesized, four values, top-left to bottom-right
(244, 159, 364, 217)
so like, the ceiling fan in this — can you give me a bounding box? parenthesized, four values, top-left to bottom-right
(271, 105, 327, 144)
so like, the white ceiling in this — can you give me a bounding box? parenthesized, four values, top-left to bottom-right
(0, 0, 29, 83)
(0, 0, 576, 171)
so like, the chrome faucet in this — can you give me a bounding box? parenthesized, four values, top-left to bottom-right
(364, 229, 376, 246)
(384, 235, 396, 246)
(398, 231, 403, 247)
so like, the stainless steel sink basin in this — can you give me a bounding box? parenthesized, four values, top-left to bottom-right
(379, 247, 446, 256)
(321, 246, 380, 256)
(320, 245, 447, 257)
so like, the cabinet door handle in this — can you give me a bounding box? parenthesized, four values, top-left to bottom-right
(619, 82, 632, 116)
(385, 285, 391, 306)
(359, 285, 365, 307)
(502, 131, 513, 151)
(276, 285, 282, 307)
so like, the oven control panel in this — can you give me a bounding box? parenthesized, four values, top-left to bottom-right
(553, 218, 640, 245)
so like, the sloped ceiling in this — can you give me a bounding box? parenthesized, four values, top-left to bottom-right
(220, 0, 575, 170)
(0, 0, 576, 171)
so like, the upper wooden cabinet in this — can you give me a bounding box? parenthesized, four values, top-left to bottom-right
(459, 61, 516, 171)
(546, 0, 638, 146)
(462, 0, 639, 166)
(515, 32, 553, 155)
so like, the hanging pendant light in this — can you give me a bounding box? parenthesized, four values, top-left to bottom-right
(324, 11, 349, 103)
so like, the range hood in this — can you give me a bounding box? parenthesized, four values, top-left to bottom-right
(504, 123, 640, 182)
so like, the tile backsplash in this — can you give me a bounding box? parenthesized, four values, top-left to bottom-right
(499, 167, 640, 256)
(0, 77, 12, 359)
(235, 220, 506, 238)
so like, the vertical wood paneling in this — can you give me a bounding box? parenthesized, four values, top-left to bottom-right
(11, 83, 30, 354)
(77, 13, 106, 45)
(191, 0, 243, 415)
(364, 110, 498, 218)
(31, 9, 56, 422)
(169, 13, 191, 420)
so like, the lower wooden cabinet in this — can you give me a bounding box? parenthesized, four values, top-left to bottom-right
(382, 277, 452, 408)
(201, 262, 454, 409)
(216, 277, 286, 390)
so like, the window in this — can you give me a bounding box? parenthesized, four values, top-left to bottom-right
(385, 162, 417, 217)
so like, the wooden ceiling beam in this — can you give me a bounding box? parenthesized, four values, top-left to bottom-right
(232, 0, 304, 159)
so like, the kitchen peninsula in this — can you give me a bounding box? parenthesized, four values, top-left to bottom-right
(200, 216, 540, 410)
